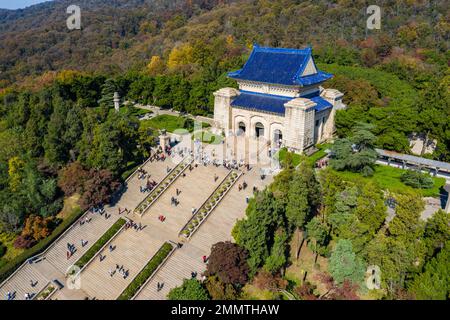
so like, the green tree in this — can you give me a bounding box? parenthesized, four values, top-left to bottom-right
(44, 96, 70, 165)
(423, 210, 450, 259)
(329, 239, 366, 286)
(330, 123, 377, 176)
(233, 190, 284, 274)
(389, 192, 425, 240)
(408, 241, 450, 300)
(286, 162, 320, 258)
(305, 216, 329, 256)
(264, 228, 289, 274)
(98, 78, 117, 109)
(205, 275, 239, 300)
(365, 234, 420, 293)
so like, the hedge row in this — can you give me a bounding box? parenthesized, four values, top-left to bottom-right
(74, 218, 126, 269)
(117, 242, 174, 300)
(0, 207, 84, 284)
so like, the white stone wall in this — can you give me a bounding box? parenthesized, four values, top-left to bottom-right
(314, 109, 331, 143)
(321, 88, 345, 141)
(283, 98, 317, 152)
(231, 107, 285, 143)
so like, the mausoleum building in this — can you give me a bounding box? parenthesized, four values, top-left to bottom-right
(213, 45, 346, 154)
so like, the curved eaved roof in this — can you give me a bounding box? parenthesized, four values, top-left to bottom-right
(228, 44, 333, 86)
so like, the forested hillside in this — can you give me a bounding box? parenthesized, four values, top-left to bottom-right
(0, 0, 448, 87)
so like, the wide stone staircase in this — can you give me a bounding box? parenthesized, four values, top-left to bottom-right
(0, 262, 49, 300)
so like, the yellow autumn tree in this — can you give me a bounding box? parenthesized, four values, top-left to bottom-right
(226, 35, 234, 46)
(167, 44, 195, 70)
(147, 55, 166, 75)
(21, 215, 52, 241)
(8, 156, 24, 192)
(56, 70, 83, 83)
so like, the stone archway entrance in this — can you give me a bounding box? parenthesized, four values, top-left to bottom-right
(237, 121, 246, 136)
(255, 122, 264, 138)
(274, 129, 283, 148)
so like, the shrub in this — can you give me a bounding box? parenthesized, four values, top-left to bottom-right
(205, 275, 239, 300)
(168, 278, 210, 300)
(118, 242, 173, 300)
(401, 170, 434, 189)
(14, 235, 37, 249)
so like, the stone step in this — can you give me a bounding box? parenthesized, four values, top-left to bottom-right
(0, 263, 49, 301)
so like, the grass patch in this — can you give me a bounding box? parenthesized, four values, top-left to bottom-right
(140, 114, 192, 133)
(74, 218, 126, 270)
(117, 242, 173, 300)
(140, 114, 210, 133)
(57, 194, 81, 220)
(0, 207, 84, 284)
(241, 284, 281, 300)
(276, 143, 331, 167)
(307, 143, 332, 165)
(333, 165, 445, 197)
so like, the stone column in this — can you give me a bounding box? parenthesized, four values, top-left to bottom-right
(113, 92, 120, 112)
(159, 129, 170, 151)
(321, 89, 344, 140)
(212, 88, 240, 136)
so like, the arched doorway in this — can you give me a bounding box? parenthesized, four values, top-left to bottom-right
(237, 121, 246, 136)
(274, 129, 283, 147)
(255, 122, 264, 138)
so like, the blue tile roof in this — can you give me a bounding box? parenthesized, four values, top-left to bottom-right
(231, 91, 333, 115)
(231, 91, 290, 115)
(228, 45, 333, 86)
(310, 95, 333, 112)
